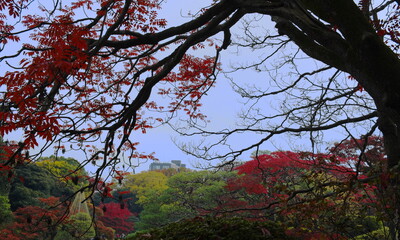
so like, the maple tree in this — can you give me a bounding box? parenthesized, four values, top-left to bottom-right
(0, 194, 116, 240)
(0, 0, 217, 173)
(1, 0, 400, 237)
(0, 196, 69, 240)
(224, 150, 383, 238)
(99, 202, 135, 235)
(93, 186, 142, 215)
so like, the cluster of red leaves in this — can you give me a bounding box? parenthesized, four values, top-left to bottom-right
(330, 136, 388, 190)
(330, 136, 386, 164)
(160, 54, 218, 119)
(0, 195, 121, 239)
(88, 177, 115, 200)
(0, 141, 28, 178)
(229, 151, 355, 193)
(222, 147, 380, 239)
(0, 13, 19, 44)
(0, 197, 68, 240)
(376, 4, 400, 54)
(99, 202, 135, 235)
(357, 0, 400, 55)
(0, 0, 24, 17)
(0, 12, 92, 149)
(0, 0, 30, 46)
(114, 170, 129, 184)
(0, 0, 216, 169)
(96, 222, 115, 240)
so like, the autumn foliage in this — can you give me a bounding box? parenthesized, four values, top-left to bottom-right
(0, 197, 68, 240)
(0, 0, 217, 182)
(222, 149, 380, 238)
(100, 202, 135, 235)
(0, 137, 392, 239)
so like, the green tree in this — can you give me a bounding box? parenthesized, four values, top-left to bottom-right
(0, 137, 13, 228)
(134, 195, 179, 231)
(55, 212, 96, 240)
(164, 171, 238, 214)
(0, 195, 13, 228)
(154, 167, 193, 177)
(37, 156, 88, 191)
(135, 171, 238, 231)
(123, 171, 168, 205)
(9, 163, 73, 211)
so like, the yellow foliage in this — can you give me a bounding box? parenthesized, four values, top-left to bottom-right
(36, 156, 88, 191)
(123, 171, 168, 204)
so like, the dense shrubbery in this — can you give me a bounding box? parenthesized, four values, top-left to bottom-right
(127, 216, 291, 240)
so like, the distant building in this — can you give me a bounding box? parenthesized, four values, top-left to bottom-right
(149, 160, 186, 171)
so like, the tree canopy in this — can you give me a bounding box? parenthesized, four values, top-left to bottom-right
(8, 163, 73, 211)
(1, 0, 400, 238)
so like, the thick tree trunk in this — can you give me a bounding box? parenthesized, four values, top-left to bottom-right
(271, 0, 400, 238)
(342, 11, 400, 240)
(363, 65, 400, 240)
